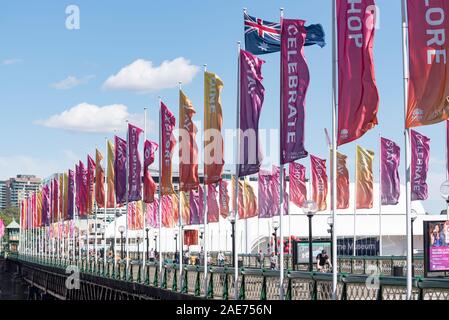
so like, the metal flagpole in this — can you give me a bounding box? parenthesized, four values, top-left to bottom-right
(158, 97, 163, 286)
(202, 64, 209, 297)
(143, 108, 147, 282)
(178, 83, 184, 289)
(378, 133, 383, 256)
(279, 7, 285, 300)
(125, 120, 130, 280)
(234, 39, 242, 301)
(401, 0, 413, 300)
(353, 147, 358, 257)
(331, 0, 339, 299)
(104, 137, 108, 273)
(94, 203, 98, 269)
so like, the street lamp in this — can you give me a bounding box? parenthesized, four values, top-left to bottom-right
(174, 229, 179, 263)
(327, 216, 334, 260)
(199, 226, 205, 253)
(272, 219, 280, 255)
(118, 226, 125, 260)
(303, 200, 318, 272)
(145, 228, 150, 261)
(411, 209, 418, 277)
(154, 231, 158, 253)
(228, 214, 236, 267)
(440, 180, 449, 220)
(136, 234, 141, 261)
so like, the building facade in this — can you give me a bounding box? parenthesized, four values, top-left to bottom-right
(0, 175, 42, 209)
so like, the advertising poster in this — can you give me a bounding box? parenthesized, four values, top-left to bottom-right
(425, 221, 449, 272)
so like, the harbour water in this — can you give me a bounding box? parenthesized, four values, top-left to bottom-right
(0, 261, 27, 300)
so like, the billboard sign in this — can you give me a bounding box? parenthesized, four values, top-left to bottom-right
(424, 221, 449, 273)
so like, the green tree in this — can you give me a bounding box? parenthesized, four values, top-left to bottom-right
(0, 207, 19, 225)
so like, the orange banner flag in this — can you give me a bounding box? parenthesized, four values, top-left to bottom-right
(179, 90, 199, 191)
(204, 71, 225, 185)
(337, 152, 350, 209)
(311, 155, 328, 212)
(95, 149, 105, 208)
(356, 145, 374, 209)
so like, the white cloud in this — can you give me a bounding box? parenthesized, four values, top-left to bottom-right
(35, 103, 146, 133)
(51, 75, 94, 90)
(103, 57, 199, 93)
(2, 58, 22, 65)
(0, 155, 56, 180)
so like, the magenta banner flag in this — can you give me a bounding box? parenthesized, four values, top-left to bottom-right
(146, 198, 159, 228)
(75, 164, 80, 211)
(79, 161, 89, 217)
(0, 219, 4, 238)
(238, 49, 265, 177)
(258, 171, 276, 219)
(289, 162, 307, 208)
(447, 121, 449, 179)
(411, 130, 430, 201)
(128, 123, 143, 202)
(272, 165, 288, 216)
(115, 135, 127, 204)
(144, 140, 158, 203)
(68, 169, 74, 220)
(87, 155, 96, 214)
(189, 187, 203, 225)
(42, 185, 50, 226)
(281, 19, 309, 164)
(207, 184, 220, 223)
(337, 0, 379, 146)
(380, 137, 401, 205)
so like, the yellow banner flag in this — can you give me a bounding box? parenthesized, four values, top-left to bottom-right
(204, 71, 224, 185)
(95, 149, 105, 208)
(180, 191, 190, 226)
(356, 145, 374, 209)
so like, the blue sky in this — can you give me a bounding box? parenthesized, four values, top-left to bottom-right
(0, 1, 447, 214)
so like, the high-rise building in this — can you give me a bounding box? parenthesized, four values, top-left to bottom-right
(0, 181, 7, 209)
(1, 175, 42, 209)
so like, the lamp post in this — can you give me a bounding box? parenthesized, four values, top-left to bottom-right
(327, 216, 334, 260)
(440, 181, 449, 220)
(137, 235, 141, 261)
(228, 214, 236, 267)
(145, 228, 150, 261)
(303, 200, 318, 272)
(174, 229, 179, 261)
(118, 226, 125, 260)
(272, 219, 279, 256)
(199, 226, 205, 254)
(154, 231, 158, 253)
(411, 209, 417, 277)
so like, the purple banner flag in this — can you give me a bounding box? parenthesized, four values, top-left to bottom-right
(128, 123, 143, 202)
(189, 187, 203, 225)
(238, 49, 265, 177)
(411, 130, 430, 201)
(78, 161, 89, 218)
(42, 185, 50, 226)
(380, 137, 400, 205)
(115, 135, 127, 204)
(68, 169, 74, 219)
(281, 19, 309, 164)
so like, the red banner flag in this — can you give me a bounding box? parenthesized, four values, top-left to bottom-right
(406, 0, 449, 128)
(207, 184, 220, 223)
(184, 229, 199, 246)
(337, 0, 379, 145)
(144, 140, 158, 203)
(161, 102, 176, 195)
(311, 155, 328, 212)
(289, 162, 307, 208)
(281, 19, 309, 164)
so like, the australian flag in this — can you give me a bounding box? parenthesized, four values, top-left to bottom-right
(244, 12, 326, 55)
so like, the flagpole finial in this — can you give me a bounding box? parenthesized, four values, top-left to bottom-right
(243, 8, 247, 14)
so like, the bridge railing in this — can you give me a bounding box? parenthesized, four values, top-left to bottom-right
(12, 254, 448, 300)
